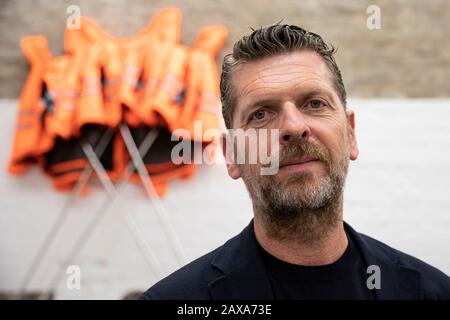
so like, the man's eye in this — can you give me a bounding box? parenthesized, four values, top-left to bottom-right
(309, 99, 326, 109)
(251, 110, 267, 120)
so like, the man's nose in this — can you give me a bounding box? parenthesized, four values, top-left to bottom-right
(279, 103, 310, 145)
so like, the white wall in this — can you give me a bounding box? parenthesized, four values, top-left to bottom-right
(0, 98, 449, 299)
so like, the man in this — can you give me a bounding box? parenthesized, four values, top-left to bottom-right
(140, 24, 450, 299)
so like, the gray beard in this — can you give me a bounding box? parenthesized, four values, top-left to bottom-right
(240, 158, 348, 245)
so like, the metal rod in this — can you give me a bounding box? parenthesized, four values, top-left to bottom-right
(39, 129, 161, 299)
(119, 123, 186, 265)
(18, 129, 114, 297)
(79, 140, 163, 276)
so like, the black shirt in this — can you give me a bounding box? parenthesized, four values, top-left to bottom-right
(256, 231, 375, 300)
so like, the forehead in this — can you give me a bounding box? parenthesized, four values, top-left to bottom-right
(231, 50, 337, 117)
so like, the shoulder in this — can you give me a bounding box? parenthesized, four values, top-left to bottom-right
(357, 231, 450, 299)
(137, 222, 255, 301)
(138, 246, 223, 300)
(139, 222, 255, 300)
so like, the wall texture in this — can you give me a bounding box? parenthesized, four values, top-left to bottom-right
(1, 98, 450, 299)
(0, 0, 449, 98)
(0, 0, 450, 299)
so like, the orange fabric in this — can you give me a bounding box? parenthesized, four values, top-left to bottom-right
(66, 18, 122, 130)
(127, 25, 228, 196)
(194, 25, 228, 57)
(47, 158, 88, 174)
(42, 55, 76, 139)
(138, 41, 173, 125)
(109, 133, 127, 181)
(117, 8, 182, 127)
(118, 39, 144, 114)
(64, 17, 122, 134)
(8, 36, 54, 174)
(138, 8, 182, 126)
(75, 8, 182, 128)
(52, 171, 83, 190)
(150, 45, 189, 131)
(102, 40, 123, 128)
(9, 9, 228, 198)
(72, 44, 106, 135)
(181, 26, 228, 142)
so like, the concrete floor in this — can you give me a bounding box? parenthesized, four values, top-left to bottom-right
(0, 98, 449, 299)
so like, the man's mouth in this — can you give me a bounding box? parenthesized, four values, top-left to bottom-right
(279, 156, 320, 173)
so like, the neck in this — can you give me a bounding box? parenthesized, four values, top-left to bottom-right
(253, 198, 347, 266)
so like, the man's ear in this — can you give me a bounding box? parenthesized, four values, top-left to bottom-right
(221, 133, 241, 179)
(346, 109, 359, 161)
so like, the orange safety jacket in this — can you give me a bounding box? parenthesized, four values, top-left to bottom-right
(83, 8, 194, 196)
(43, 28, 121, 192)
(146, 25, 227, 139)
(45, 9, 183, 193)
(75, 8, 184, 194)
(66, 18, 123, 130)
(73, 43, 107, 135)
(14, 37, 122, 192)
(136, 8, 182, 126)
(42, 54, 75, 139)
(39, 15, 146, 191)
(76, 8, 182, 129)
(8, 36, 54, 174)
(124, 10, 190, 196)
(63, 19, 128, 186)
(147, 44, 188, 131)
(7, 36, 98, 192)
(9, 9, 226, 196)
(119, 7, 181, 121)
(181, 25, 228, 141)
(126, 24, 227, 195)
(43, 22, 108, 139)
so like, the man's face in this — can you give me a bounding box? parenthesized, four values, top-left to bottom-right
(225, 50, 358, 223)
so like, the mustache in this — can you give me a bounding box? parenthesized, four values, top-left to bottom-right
(279, 138, 331, 168)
